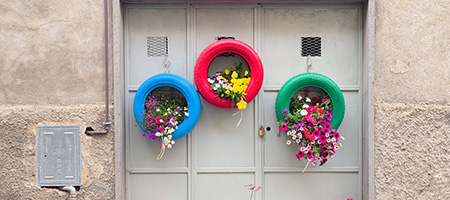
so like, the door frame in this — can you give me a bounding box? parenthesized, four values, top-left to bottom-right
(112, 0, 375, 199)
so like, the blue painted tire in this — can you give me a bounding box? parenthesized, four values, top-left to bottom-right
(133, 74, 201, 140)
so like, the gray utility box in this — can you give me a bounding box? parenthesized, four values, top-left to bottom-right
(37, 126, 81, 186)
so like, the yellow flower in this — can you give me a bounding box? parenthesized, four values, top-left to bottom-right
(225, 90, 230, 94)
(237, 99, 247, 110)
(225, 69, 230, 75)
(231, 71, 238, 79)
(244, 78, 251, 84)
(184, 107, 188, 111)
(244, 71, 249, 76)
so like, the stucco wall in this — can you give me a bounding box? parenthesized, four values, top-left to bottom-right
(1, 0, 450, 199)
(0, 1, 114, 199)
(374, 0, 450, 199)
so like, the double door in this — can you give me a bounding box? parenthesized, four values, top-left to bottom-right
(125, 4, 362, 200)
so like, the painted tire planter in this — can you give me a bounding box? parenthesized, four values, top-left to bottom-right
(275, 73, 345, 129)
(133, 74, 201, 140)
(194, 39, 264, 109)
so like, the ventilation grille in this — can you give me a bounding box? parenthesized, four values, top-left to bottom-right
(215, 36, 236, 57)
(147, 36, 168, 57)
(301, 37, 321, 57)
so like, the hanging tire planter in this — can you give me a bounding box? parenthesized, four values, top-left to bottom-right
(275, 73, 345, 129)
(194, 39, 264, 109)
(133, 73, 201, 140)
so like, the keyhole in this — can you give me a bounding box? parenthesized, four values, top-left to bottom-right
(266, 127, 271, 131)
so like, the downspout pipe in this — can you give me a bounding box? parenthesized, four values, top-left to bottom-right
(60, 186, 77, 200)
(86, 0, 111, 135)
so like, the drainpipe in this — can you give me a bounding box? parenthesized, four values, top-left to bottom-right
(85, 0, 111, 135)
(60, 186, 77, 200)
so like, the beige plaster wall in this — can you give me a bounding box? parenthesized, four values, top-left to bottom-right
(0, 1, 108, 105)
(1, 0, 450, 199)
(0, 1, 115, 199)
(374, 0, 450, 199)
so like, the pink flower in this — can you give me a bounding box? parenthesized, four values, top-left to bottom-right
(324, 121, 331, 130)
(282, 109, 289, 115)
(280, 125, 288, 132)
(326, 113, 332, 121)
(286, 140, 291, 145)
(312, 129, 321, 137)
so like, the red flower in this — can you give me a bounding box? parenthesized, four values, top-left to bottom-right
(312, 106, 318, 114)
(318, 108, 325, 114)
(312, 96, 318, 103)
(305, 89, 310, 93)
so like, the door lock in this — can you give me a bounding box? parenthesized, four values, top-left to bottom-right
(259, 125, 265, 137)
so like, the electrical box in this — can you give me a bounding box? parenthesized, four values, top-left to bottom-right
(37, 126, 81, 186)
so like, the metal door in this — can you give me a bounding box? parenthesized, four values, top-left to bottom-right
(125, 4, 362, 200)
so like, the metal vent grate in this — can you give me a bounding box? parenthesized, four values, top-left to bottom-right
(301, 37, 321, 57)
(215, 36, 236, 57)
(147, 36, 168, 57)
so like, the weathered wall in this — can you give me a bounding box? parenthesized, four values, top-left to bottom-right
(374, 0, 450, 199)
(1, 0, 450, 199)
(0, 0, 114, 199)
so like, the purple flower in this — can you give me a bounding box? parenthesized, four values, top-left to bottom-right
(307, 150, 313, 160)
(293, 124, 299, 130)
(280, 125, 288, 132)
(320, 158, 328, 166)
(318, 117, 324, 123)
(326, 113, 332, 121)
(282, 109, 289, 115)
(283, 119, 290, 124)
(298, 122, 305, 127)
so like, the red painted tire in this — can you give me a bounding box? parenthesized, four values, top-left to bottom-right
(194, 39, 264, 109)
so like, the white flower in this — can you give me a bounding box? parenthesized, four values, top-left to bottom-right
(302, 104, 309, 108)
(300, 110, 308, 116)
(297, 95, 303, 101)
(168, 128, 174, 134)
(341, 136, 345, 141)
(156, 108, 161, 112)
(292, 130, 296, 134)
(170, 140, 175, 145)
(185, 112, 189, 117)
(327, 139, 331, 143)
(305, 97, 311, 102)
(167, 144, 172, 148)
(331, 138, 336, 142)
(292, 135, 297, 139)
(325, 133, 330, 137)
(286, 140, 291, 145)
(155, 132, 162, 137)
(296, 139, 301, 144)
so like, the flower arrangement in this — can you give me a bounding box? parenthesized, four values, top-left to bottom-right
(141, 92, 189, 150)
(278, 88, 345, 166)
(208, 63, 251, 110)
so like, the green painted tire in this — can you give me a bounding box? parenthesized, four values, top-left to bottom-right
(275, 73, 345, 129)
